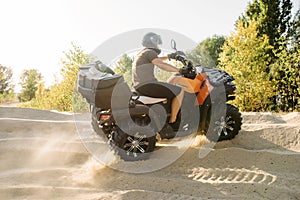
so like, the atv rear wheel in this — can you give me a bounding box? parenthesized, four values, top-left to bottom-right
(112, 126, 156, 161)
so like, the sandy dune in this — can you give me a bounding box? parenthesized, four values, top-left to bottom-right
(0, 107, 299, 199)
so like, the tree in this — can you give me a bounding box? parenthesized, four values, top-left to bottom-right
(271, 42, 300, 111)
(187, 35, 225, 67)
(18, 69, 42, 102)
(0, 64, 13, 94)
(239, 0, 293, 50)
(289, 9, 300, 50)
(52, 43, 90, 111)
(19, 43, 91, 111)
(114, 54, 132, 74)
(219, 21, 275, 111)
(114, 54, 133, 87)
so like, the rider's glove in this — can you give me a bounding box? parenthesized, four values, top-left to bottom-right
(179, 67, 189, 75)
(167, 53, 177, 60)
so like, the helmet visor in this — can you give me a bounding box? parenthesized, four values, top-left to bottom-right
(150, 34, 162, 46)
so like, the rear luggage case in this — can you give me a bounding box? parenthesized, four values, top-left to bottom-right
(77, 61, 130, 109)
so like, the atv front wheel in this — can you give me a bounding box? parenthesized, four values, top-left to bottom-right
(206, 104, 242, 142)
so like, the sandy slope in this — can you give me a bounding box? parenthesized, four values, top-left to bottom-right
(0, 107, 299, 200)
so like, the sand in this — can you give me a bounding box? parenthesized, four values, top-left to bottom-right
(0, 107, 299, 199)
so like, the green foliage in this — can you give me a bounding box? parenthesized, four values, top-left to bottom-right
(18, 69, 42, 102)
(219, 21, 275, 111)
(20, 82, 49, 109)
(72, 91, 90, 113)
(289, 9, 300, 50)
(187, 35, 225, 67)
(55, 43, 90, 111)
(20, 43, 90, 112)
(0, 64, 13, 94)
(239, 0, 293, 50)
(0, 91, 16, 104)
(223, 0, 299, 112)
(114, 54, 133, 74)
(271, 44, 300, 111)
(114, 54, 133, 87)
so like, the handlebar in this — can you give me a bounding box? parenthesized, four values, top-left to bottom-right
(173, 51, 188, 65)
(168, 40, 196, 79)
(179, 65, 196, 79)
(170, 51, 196, 79)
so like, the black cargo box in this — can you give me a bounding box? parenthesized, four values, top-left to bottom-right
(77, 61, 131, 109)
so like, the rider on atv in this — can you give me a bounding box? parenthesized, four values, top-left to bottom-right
(132, 32, 184, 123)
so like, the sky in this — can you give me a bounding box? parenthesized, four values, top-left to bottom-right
(0, 0, 299, 91)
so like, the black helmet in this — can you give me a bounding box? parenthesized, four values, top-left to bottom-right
(142, 32, 162, 49)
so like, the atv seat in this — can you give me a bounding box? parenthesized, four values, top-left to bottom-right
(137, 96, 167, 105)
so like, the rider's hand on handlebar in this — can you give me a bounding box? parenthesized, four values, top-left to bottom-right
(176, 56, 188, 64)
(179, 67, 189, 75)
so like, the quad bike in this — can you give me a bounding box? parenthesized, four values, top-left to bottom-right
(77, 40, 242, 161)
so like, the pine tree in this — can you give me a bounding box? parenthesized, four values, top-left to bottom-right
(239, 0, 293, 50)
(289, 9, 300, 50)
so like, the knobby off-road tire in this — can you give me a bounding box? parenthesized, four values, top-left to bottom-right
(111, 126, 156, 161)
(206, 104, 242, 142)
(91, 107, 111, 142)
(90, 106, 156, 161)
